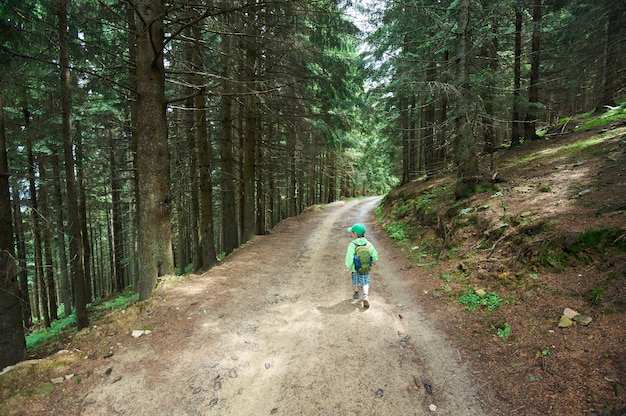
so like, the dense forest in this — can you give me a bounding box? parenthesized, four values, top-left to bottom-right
(1, 0, 624, 370)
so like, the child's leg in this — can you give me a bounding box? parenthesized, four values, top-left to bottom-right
(362, 274, 371, 299)
(351, 273, 360, 298)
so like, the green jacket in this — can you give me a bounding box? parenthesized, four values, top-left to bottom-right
(345, 237, 379, 272)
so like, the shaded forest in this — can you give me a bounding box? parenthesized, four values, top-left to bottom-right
(1, 0, 624, 370)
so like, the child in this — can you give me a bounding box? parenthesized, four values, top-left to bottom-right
(345, 223, 378, 308)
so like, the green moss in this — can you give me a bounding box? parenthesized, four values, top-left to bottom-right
(542, 228, 625, 269)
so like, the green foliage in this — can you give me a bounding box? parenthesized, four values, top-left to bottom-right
(394, 203, 410, 216)
(574, 102, 626, 131)
(92, 288, 138, 311)
(26, 288, 138, 350)
(441, 273, 454, 282)
(174, 263, 196, 276)
(542, 228, 626, 269)
(474, 183, 500, 194)
(407, 238, 440, 266)
(26, 315, 77, 350)
(493, 322, 512, 339)
(588, 286, 606, 306)
(414, 185, 450, 214)
(384, 220, 408, 242)
(576, 229, 609, 247)
(586, 273, 624, 307)
(570, 228, 626, 257)
(458, 289, 504, 312)
(559, 137, 606, 156)
(557, 110, 593, 125)
(536, 349, 551, 358)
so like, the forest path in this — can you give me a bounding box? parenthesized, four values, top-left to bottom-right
(80, 197, 486, 415)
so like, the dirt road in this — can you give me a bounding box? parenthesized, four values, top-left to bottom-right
(80, 197, 487, 415)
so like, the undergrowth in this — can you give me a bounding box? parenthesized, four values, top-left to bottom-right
(26, 287, 138, 352)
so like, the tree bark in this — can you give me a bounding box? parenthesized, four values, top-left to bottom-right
(173, 113, 189, 272)
(598, 3, 622, 108)
(108, 129, 125, 292)
(127, 1, 139, 290)
(11, 181, 32, 327)
(76, 122, 93, 302)
(133, 0, 174, 300)
(51, 152, 71, 317)
(58, 0, 89, 329)
(193, 25, 217, 270)
(511, 7, 522, 147)
(241, 4, 259, 244)
(179, 33, 200, 271)
(26, 139, 48, 327)
(37, 155, 58, 322)
(399, 94, 410, 185)
(219, 17, 238, 257)
(454, 0, 479, 199)
(524, 0, 541, 141)
(0, 84, 26, 369)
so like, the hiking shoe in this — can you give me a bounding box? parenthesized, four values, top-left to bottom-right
(353, 291, 360, 299)
(363, 299, 370, 308)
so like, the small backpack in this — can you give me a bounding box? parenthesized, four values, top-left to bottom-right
(353, 242, 372, 274)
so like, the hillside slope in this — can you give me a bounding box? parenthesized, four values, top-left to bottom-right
(377, 121, 626, 415)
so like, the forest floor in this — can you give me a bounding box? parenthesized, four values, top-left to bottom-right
(1, 121, 625, 416)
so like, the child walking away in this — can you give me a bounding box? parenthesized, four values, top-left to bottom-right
(345, 223, 379, 308)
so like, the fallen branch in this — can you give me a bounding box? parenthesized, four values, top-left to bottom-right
(487, 231, 510, 258)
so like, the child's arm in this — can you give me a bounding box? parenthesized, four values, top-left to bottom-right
(345, 242, 355, 272)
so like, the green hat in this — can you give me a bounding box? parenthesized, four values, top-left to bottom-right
(347, 223, 366, 235)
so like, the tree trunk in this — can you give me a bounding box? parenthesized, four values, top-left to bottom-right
(408, 95, 420, 179)
(11, 181, 32, 327)
(134, 0, 174, 299)
(511, 7, 522, 147)
(524, 0, 541, 141)
(241, 6, 258, 243)
(454, 0, 479, 199)
(399, 94, 410, 185)
(37, 155, 58, 322)
(51, 152, 71, 317)
(598, 4, 622, 108)
(59, 0, 89, 328)
(483, 16, 499, 158)
(173, 114, 188, 273)
(108, 129, 125, 292)
(127, 1, 139, 290)
(0, 85, 26, 369)
(193, 26, 217, 270)
(256, 136, 266, 235)
(182, 33, 201, 271)
(289, 127, 297, 213)
(76, 122, 93, 302)
(27, 141, 48, 328)
(220, 20, 238, 257)
(423, 63, 436, 176)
